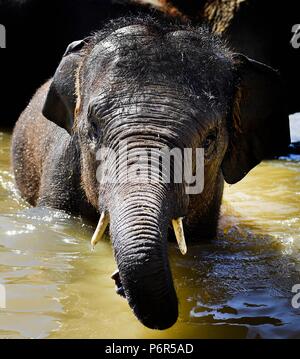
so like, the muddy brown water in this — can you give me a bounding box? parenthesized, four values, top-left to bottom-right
(0, 131, 299, 338)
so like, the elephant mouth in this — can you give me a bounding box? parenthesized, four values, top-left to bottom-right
(91, 212, 187, 297)
(111, 269, 125, 298)
(91, 211, 187, 255)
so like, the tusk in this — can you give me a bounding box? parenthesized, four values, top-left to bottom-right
(172, 217, 187, 255)
(91, 211, 109, 250)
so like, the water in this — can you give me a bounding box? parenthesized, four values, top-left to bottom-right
(0, 131, 299, 339)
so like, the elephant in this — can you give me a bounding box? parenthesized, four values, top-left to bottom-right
(0, 0, 151, 127)
(1, 0, 300, 132)
(161, 0, 300, 116)
(11, 14, 290, 329)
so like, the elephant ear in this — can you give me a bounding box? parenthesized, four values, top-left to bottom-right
(42, 39, 87, 133)
(222, 54, 291, 184)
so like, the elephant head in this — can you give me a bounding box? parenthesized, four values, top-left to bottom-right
(42, 17, 290, 329)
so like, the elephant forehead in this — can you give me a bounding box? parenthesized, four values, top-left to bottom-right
(168, 30, 197, 39)
(167, 30, 206, 47)
(110, 25, 151, 36)
(97, 38, 118, 53)
(97, 25, 155, 55)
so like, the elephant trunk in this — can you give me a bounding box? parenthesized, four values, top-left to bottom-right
(108, 182, 178, 330)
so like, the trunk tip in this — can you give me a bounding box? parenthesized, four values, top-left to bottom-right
(131, 294, 179, 330)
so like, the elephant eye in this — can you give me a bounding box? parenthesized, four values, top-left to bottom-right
(203, 130, 217, 154)
(88, 118, 101, 141)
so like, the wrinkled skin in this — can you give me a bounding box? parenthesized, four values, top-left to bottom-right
(12, 17, 290, 329)
(164, 0, 300, 115)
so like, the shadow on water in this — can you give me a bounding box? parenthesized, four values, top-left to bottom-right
(170, 224, 300, 339)
(0, 131, 299, 338)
